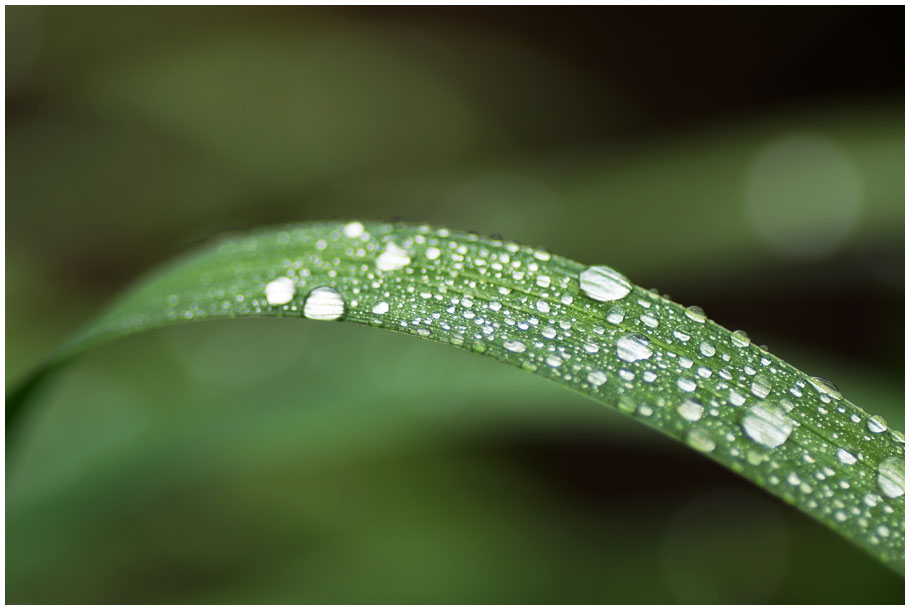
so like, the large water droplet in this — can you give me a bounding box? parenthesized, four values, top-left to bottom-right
(372, 301, 390, 315)
(677, 398, 704, 422)
(684, 305, 707, 323)
(303, 287, 345, 320)
(808, 376, 842, 399)
(877, 457, 904, 498)
(616, 333, 653, 362)
(731, 330, 751, 348)
(504, 340, 527, 353)
(868, 415, 888, 434)
(742, 402, 793, 448)
(376, 242, 411, 271)
(264, 276, 296, 306)
(579, 265, 632, 302)
(343, 221, 365, 238)
(686, 428, 716, 453)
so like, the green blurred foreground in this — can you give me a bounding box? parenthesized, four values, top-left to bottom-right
(6, 6, 904, 603)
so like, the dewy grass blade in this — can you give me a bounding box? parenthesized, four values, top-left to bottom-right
(7, 220, 905, 573)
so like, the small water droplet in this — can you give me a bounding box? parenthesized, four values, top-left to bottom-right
(579, 265, 632, 302)
(587, 370, 607, 387)
(536, 300, 551, 313)
(685, 305, 707, 323)
(303, 287, 345, 321)
(836, 448, 857, 465)
(504, 340, 527, 353)
(545, 354, 563, 368)
(343, 221, 365, 238)
(425, 246, 441, 260)
(808, 376, 842, 399)
(699, 341, 716, 357)
(686, 428, 716, 453)
(868, 415, 888, 434)
(676, 377, 697, 393)
(742, 402, 793, 448)
(731, 330, 751, 348)
(616, 333, 653, 362)
(607, 307, 625, 324)
(264, 277, 296, 306)
(677, 398, 704, 422)
(751, 374, 772, 399)
(376, 242, 411, 271)
(877, 457, 904, 498)
(372, 301, 390, 315)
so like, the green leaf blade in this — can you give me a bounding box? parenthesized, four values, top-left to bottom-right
(12, 220, 905, 572)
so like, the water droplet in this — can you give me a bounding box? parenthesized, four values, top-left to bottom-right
(729, 390, 746, 406)
(579, 265, 632, 302)
(731, 330, 751, 348)
(616, 333, 653, 362)
(343, 221, 365, 238)
(684, 305, 707, 323)
(677, 398, 704, 422)
(376, 242, 411, 271)
(699, 341, 716, 357)
(676, 377, 697, 393)
(545, 354, 563, 368)
(868, 415, 888, 434)
(606, 307, 625, 324)
(372, 301, 390, 315)
(264, 276, 296, 306)
(303, 287, 345, 321)
(877, 457, 904, 498)
(808, 376, 842, 399)
(587, 370, 607, 387)
(673, 330, 691, 343)
(686, 428, 715, 453)
(751, 374, 772, 399)
(425, 246, 441, 260)
(640, 313, 659, 328)
(536, 300, 551, 314)
(836, 448, 857, 465)
(504, 340, 527, 353)
(742, 402, 793, 448)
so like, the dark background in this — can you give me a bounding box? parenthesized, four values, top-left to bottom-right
(6, 6, 904, 603)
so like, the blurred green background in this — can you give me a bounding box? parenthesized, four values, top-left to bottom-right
(6, 6, 904, 603)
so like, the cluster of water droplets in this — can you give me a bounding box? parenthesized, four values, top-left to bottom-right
(138, 220, 903, 560)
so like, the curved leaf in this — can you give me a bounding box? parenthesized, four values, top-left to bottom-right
(8, 220, 905, 572)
